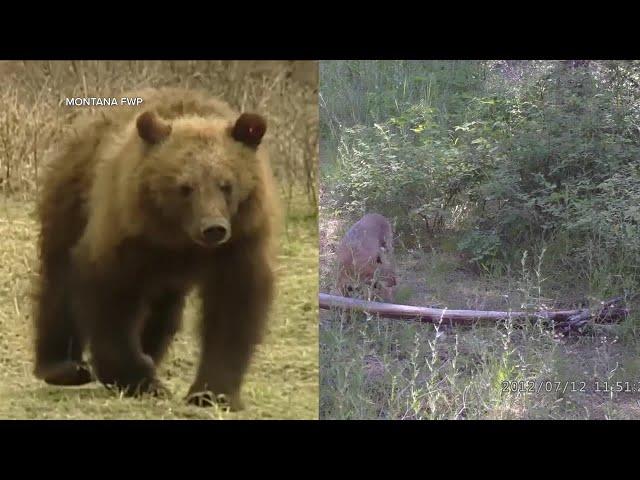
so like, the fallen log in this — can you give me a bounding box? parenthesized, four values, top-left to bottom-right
(319, 293, 629, 333)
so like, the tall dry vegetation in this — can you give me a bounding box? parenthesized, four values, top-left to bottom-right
(0, 60, 318, 208)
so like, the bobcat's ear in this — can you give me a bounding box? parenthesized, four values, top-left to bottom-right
(230, 113, 266, 149)
(136, 111, 172, 145)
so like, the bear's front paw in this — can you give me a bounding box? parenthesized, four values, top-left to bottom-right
(94, 352, 164, 397)
(38, 360, 94, 386)
(186, 390, 244, 412)
(106, 377, 170, 398)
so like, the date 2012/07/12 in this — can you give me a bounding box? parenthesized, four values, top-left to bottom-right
(501, 381, 640, 394)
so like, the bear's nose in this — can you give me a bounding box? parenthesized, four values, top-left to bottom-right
(201, 219, 230, 246)
(201, 227, 226, 245)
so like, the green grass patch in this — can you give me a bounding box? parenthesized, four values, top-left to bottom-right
(0, 197, 318, 420)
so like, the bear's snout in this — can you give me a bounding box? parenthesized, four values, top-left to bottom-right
(200, 218, 231, 246)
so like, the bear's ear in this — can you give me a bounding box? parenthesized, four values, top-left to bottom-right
(230, 113, 266, 149)
(136, 111, 172, 145)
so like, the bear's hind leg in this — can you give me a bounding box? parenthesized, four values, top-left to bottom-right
(73, 279, 162, 397)
(34, 264, 92, 386)
(141, 290, 185, 365)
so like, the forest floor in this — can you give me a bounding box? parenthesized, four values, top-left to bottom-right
(0, 195, 318, 420)
(319, 207, 640, 420)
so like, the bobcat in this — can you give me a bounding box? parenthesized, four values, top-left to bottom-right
(336, 213, 397, 302)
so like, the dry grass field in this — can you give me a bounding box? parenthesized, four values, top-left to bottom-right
(0, 60, 319, 420)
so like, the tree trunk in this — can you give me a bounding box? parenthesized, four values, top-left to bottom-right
(319, 293, 628, 333)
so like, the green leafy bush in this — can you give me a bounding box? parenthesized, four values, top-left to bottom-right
(323, 60, 640, 286)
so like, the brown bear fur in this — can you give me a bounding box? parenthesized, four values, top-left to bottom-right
(33, 87, 280, 410)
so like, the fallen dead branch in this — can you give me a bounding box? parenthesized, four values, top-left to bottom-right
(319, 293, 630, 334)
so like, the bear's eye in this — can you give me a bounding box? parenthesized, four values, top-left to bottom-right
(179, 184, 193, 197)
(220, 182, 232, 197)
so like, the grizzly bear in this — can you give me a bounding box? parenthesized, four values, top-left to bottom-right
(33, 87, 280, 411)
(336, 213, 397, 303)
